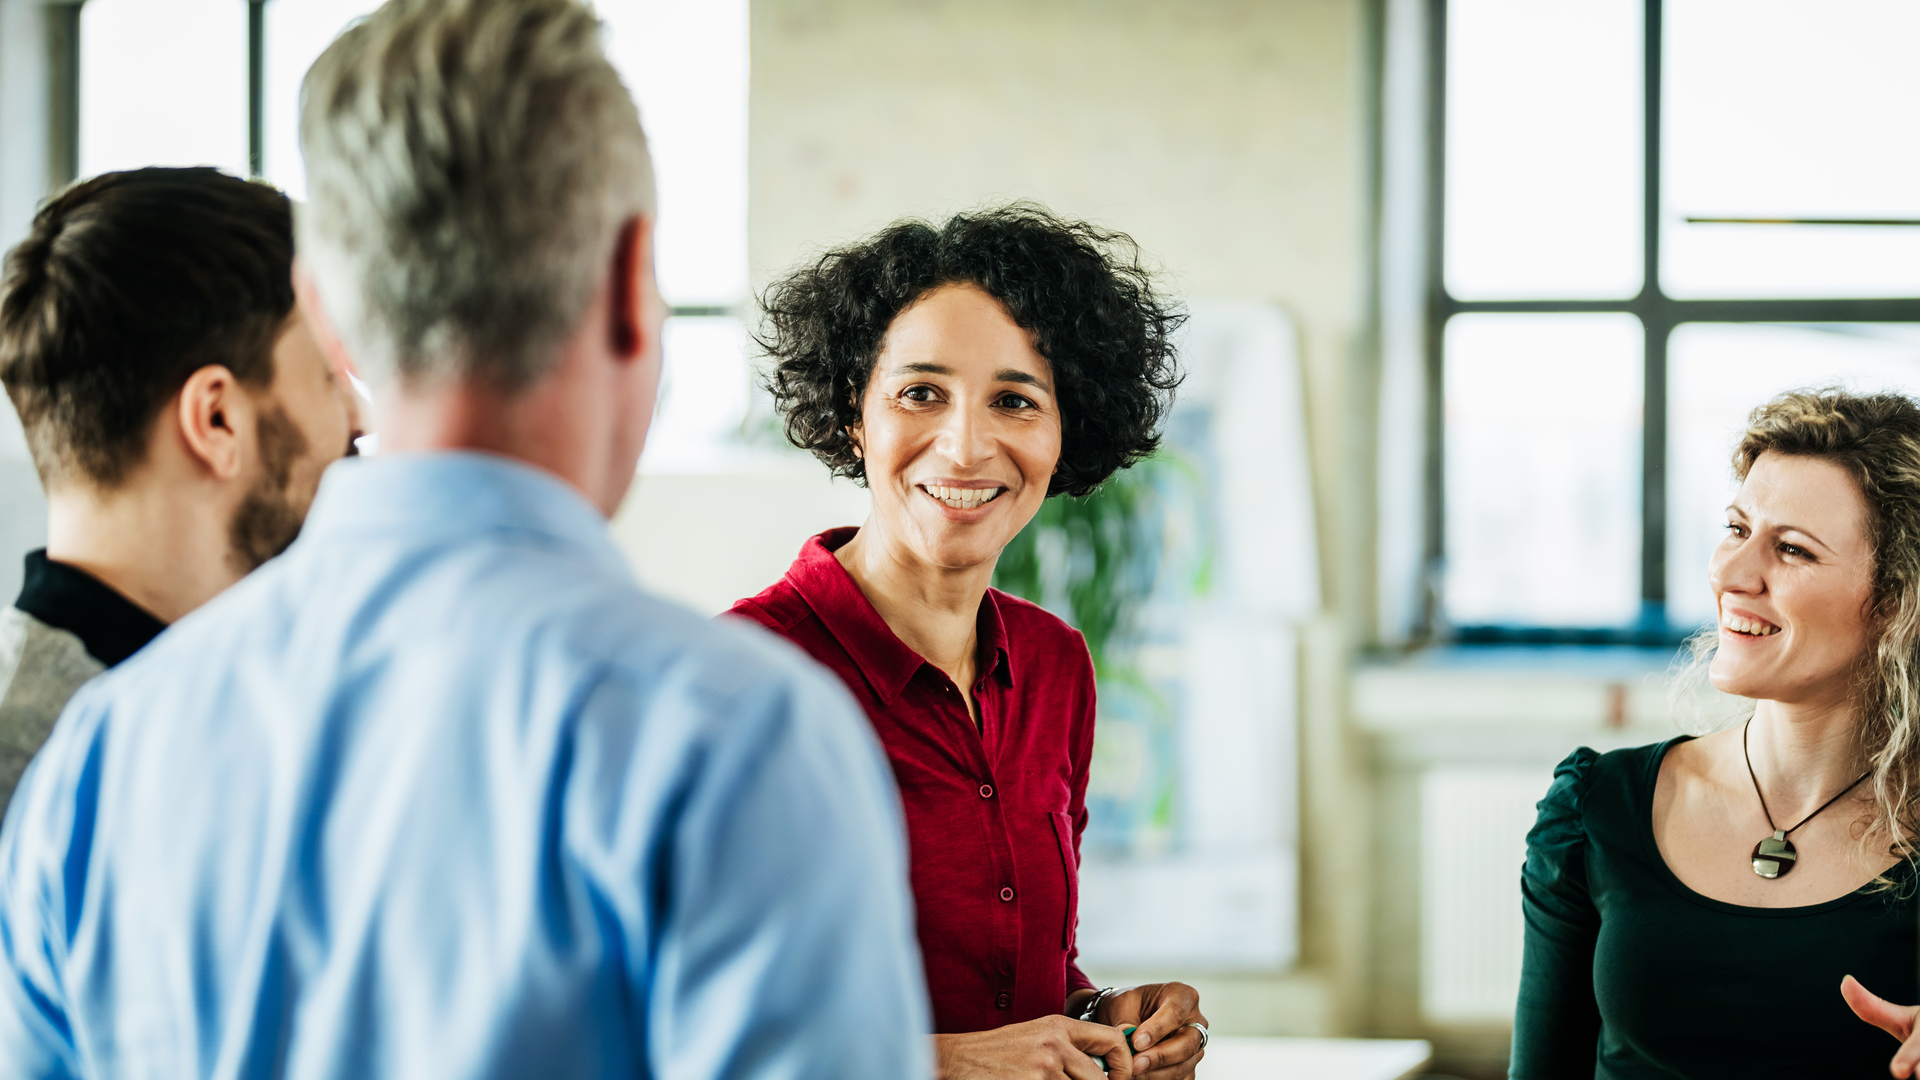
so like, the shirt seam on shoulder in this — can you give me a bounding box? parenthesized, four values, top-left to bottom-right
(734, 594, 810, 635)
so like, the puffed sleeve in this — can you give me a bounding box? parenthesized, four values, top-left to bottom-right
(1509, 747, 1602, 1079)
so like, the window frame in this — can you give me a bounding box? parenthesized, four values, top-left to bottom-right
(59, 2, 728, 327)
(1423, 0, 1920, 645)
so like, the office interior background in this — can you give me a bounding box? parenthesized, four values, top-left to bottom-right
(2, 0, 1918, 1074)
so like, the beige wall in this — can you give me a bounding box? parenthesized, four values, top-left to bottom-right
(751, 1, 1369, 575)
(613, 467, 872, 615)
(750, 0, 1378, 1036)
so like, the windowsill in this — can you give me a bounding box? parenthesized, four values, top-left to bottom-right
(1360, 642, 1683, 676)
(1352, 643, 1733, 741)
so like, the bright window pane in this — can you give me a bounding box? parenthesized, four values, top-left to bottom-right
(80, 0, 248, 178)
(1663, 1, 1920, 299)
(264, 0, 748, 309)
(260, 0, 752, 469)
(644, 317, 752, 471)
(601, 0, 748, 308)
(1445, 314, 1643, 626)
(1445, 0, 1642, 301)
(263, 0, 376, 198)
(1666, 324, 1920, 627)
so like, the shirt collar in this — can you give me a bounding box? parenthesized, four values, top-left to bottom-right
(785, 527, 1015, 705)
(13, 549, 168, 667)
(297, 451, 630, 580)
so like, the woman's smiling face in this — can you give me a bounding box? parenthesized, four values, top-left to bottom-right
(1708, 451, 1877, 707)
(850, 283, 1062, 571)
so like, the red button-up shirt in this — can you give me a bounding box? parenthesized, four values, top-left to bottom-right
(729, 528, 1097, 1033)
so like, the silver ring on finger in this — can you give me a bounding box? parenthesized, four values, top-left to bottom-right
(1184, 1022, 1209, 1051)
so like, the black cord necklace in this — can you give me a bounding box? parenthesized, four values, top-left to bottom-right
(1743, 718, 1872, 879)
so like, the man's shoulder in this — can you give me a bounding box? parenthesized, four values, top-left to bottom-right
(0, 607, 103, 739)
(585, 583, 792, 675)
(589, 588, 856, 728)
(76, 533, 860, 766)
(0, 606, 105, 812)
(511, 570, 900, 803)
(185, 536, 833, 715)
(724, 574, 811, 635)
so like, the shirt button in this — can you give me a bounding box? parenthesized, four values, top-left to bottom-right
(999, 886, 1015, 902)
(995, 992, 1012, 1010)
(979, 784, 994, 799)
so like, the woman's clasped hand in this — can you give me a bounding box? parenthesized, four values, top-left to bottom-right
(1096, 982, 1209, 1077)
(934, 1017, 1130, 1080)
(934, 983, 1208, 1080)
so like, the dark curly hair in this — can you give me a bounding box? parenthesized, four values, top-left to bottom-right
(757, 202, 1183, 497)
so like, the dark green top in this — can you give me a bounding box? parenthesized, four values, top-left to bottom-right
(1511, 738, 1917, 1079)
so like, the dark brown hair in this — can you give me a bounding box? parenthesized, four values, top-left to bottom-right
(0, 167, 295, 487)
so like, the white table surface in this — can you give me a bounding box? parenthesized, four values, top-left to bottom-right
(1199, 1037, 1432, 1080)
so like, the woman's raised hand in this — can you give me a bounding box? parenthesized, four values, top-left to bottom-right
(935, 1015, 1134, 1080)
(1841, 974, 1920, 1077)
(1097, 983, 1208, 1079)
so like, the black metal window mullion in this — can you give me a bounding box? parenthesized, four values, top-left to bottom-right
(1423, 0, 1920, 647)
(46, 3, 84, 193)
(1419, 0, 1449, 639)
(56, 4, 272, 185)
(1636, 0, 1668, 625)
(249, 0, 266, 178)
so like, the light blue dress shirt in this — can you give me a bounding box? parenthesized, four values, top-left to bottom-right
(0, 453, 931, 1079)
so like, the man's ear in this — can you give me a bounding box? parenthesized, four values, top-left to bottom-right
(292, 259, 360, 385)
(174, 365, 251, 481)
(609, 214, 655, 361)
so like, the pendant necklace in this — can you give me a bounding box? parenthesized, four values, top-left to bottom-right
(1742, 718, 1872, 879)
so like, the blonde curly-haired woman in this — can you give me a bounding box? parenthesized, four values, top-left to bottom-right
(1511, 389, 1920, 1079)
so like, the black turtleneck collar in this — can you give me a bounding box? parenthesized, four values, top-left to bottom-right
(13, 549, 167, 667)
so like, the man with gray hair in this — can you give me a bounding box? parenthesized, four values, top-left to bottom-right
(0, 1, 931, 1077)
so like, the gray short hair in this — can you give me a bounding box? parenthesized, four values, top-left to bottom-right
(298, 0, 654, 388)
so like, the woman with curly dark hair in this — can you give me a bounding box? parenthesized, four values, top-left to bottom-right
(728, 204, 1206, 1080)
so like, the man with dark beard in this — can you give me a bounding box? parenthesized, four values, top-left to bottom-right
(0, 167, 362, 810)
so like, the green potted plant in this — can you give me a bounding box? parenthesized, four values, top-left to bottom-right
(993, 450, 1211, 855)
